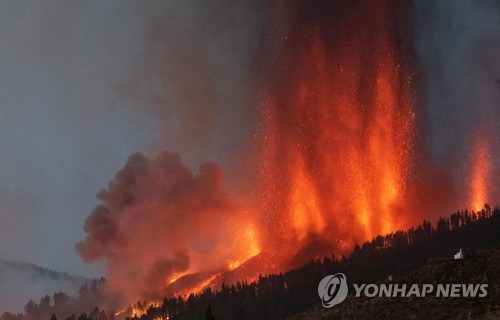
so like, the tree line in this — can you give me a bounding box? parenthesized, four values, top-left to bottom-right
(2, 205, 500, 320)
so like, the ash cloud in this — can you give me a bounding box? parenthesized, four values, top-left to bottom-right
(117, 0, 266, 169)
(76, 152, 253, 301)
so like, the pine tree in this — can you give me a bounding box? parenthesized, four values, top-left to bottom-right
(204, 305, 215, 320)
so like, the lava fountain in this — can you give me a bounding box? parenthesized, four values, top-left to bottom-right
(257, 0, 415, 261)
(469, 128, 493, 212)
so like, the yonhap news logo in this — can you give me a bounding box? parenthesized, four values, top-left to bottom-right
(318, 274, 488, 308)
(317, 273, 348, 307)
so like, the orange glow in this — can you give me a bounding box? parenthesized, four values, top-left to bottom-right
(228, 261, 241, 270)
(168, 275, 182, 285)
(231, 223, 261, 263)
(117, 301, 160, 319)
(114, 309, 126, 317)
(470, 133, 491, 212)
(174, 272, 221, 298)
(258, 2, 414, 258)
(243, 225, 261, 258)
(137, 1, 419, 302)
(289, 156, 326, 241)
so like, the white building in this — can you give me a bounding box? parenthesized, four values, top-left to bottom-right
(454, 248, 464, 260)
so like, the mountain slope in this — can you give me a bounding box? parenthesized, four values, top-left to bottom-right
(289, 247, 500, 320)
(0, 258, 88, 314)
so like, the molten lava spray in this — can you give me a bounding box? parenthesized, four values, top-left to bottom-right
(469, 129, 493, 212)
(257, 0, 415, 259)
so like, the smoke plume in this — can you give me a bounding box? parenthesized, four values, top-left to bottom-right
(76, 152, 260, 301)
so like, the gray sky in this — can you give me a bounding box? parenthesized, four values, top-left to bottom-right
(0, 1, 157, 277)
(0, 0, 263, 278)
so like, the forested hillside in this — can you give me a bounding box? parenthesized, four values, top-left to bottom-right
(3, 205, 500, 320)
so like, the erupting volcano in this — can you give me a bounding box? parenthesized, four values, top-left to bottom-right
(77, 0, 419, 305)
(2, 0, 500, 318)
(72, 0, 499, 311)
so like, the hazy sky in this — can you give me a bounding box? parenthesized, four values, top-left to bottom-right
(0, 0, 263, 278)
(0, 1, 156, 277)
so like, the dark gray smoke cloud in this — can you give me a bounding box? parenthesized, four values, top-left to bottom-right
(115, 0, 265, 168)
(76, 152, 258, 302)
(413, 0, 500, 208)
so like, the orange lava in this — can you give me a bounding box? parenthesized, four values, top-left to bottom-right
(470, 132, 492, 212)
(258, 1, 414, 257)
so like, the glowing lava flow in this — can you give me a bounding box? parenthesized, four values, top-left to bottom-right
(163, 224, 261, 296)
